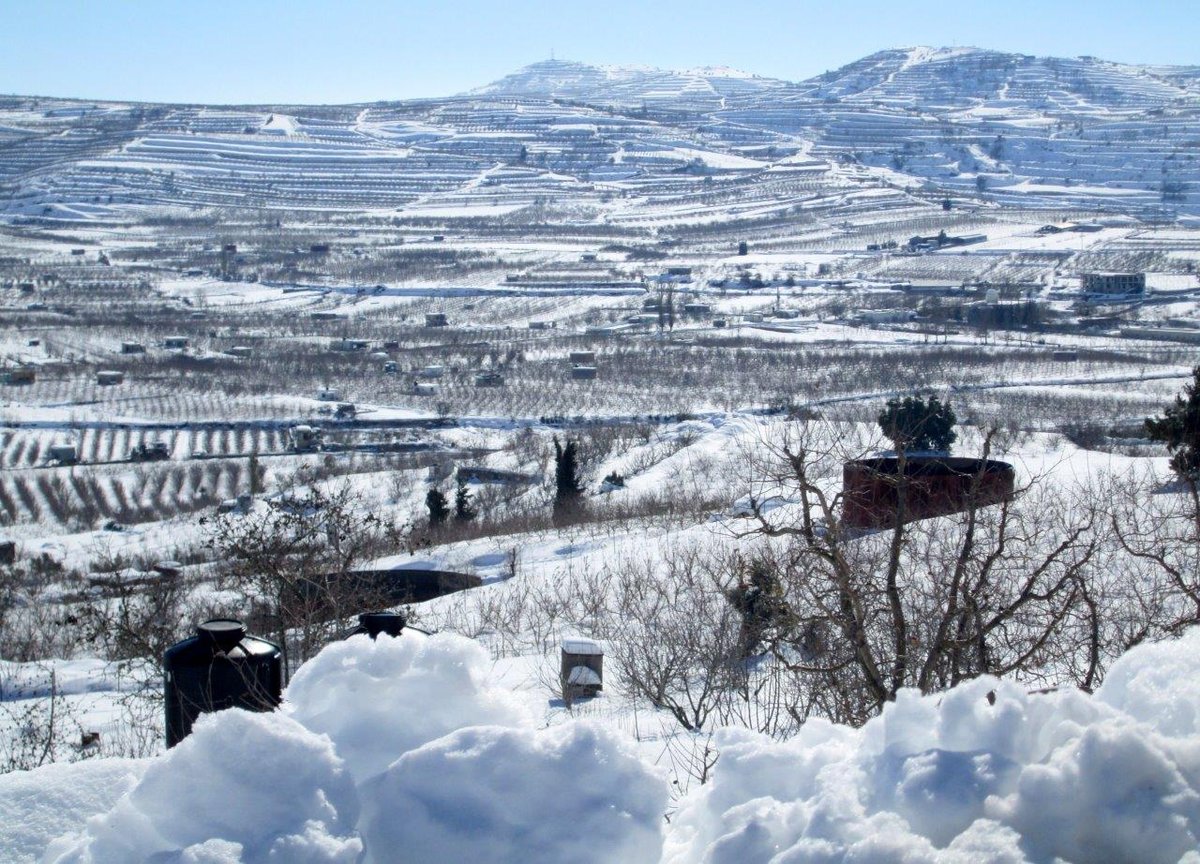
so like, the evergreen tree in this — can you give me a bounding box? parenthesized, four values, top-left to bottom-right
(1146, 365, 1200, 478)
(248, 453, 264, 495)
(553, 437, 584, 518)
(878, 395, 957, 453)
(426, 488, 449, 527)
(455, 479, 476, 522)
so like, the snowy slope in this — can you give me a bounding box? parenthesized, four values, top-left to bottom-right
(2, 47, 1197, 223)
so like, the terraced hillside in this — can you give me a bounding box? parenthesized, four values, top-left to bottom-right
(0, 47, 1196, 226)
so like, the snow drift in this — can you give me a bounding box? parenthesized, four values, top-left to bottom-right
(6, 629, 1200, 863)
(666, 631, 1200, 864)
(358, 722, 666, 864)
(43, 709, 361, 863)
(283, 628, 531, 784)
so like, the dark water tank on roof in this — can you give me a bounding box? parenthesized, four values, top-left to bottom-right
(163, 619, 281, 747)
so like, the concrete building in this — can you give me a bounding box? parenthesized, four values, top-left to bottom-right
(1082, 273, 1145, 297)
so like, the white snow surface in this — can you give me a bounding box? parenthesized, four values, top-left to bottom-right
(6, 628, 1200, 863)
(283, 628, 532, 784)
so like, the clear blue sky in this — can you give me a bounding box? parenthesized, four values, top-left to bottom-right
(1, 0, 1195, 104)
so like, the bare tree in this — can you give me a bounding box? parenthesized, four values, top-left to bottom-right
(1107, 467, 1200, 640)
(732, 419, 1102, 724)
(206, 478, 400, 679)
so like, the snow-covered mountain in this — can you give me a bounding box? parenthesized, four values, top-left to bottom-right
(470, 58, 789, 108)
(0, 47, 1197, 223)
(476, 48, 1200, 114)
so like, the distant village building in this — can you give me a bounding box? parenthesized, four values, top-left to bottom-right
(568, 350, 595, 365)
(49, 443, 78, 465)
(570, 365, 597, 380)
(1121, 326, 1200, 345)
(1082, 272, 1145, 297)
(4, 367, 36, 385)
(121, 341, 145, 354)
(966, 301, 1044, 330)
(163, 336, 189, 350)
(859, 309, 916, 325)
(425, 312, 448, 328)
(906, 232, 987, 253)
(96, 370, 124, 386)
(290, 425, 323, 452)
(474, 371, 505, 387)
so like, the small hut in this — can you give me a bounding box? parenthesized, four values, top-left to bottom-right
(561, 638, 603, 702)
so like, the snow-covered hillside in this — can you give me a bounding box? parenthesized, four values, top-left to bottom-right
(1, 47, 1197, 222)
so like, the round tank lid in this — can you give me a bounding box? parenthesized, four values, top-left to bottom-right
(359, 611, 405, 639)
(198, 618, 246, 651)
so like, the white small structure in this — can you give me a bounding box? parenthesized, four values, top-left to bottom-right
(561, 638, 604, 701)
(412, 381, 439, 396)
(217, 494, 254, 515)
(290, 425, 323, 452)
(96, 370, 124, 386)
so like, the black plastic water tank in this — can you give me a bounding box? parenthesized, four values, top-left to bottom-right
(348, 611, 406, 640)
(163, 619, 281, 747)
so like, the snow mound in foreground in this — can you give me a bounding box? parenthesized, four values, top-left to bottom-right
(12, 629, 1200, 863)
(359, 722, 666, 864)
(665, 630, 1200, 864)
(0, 758, 145, 864)
(43, 709, 361, 864)
(284, 629, 531, 784)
